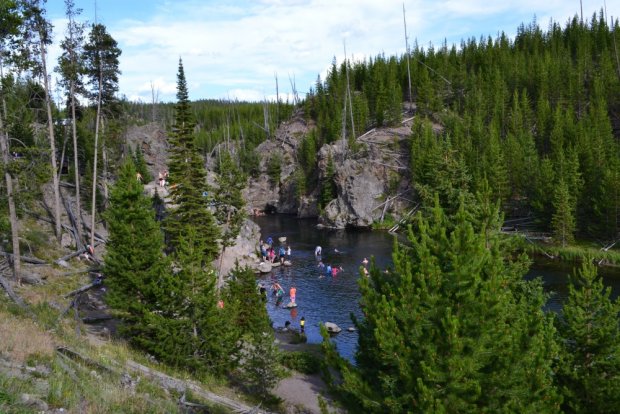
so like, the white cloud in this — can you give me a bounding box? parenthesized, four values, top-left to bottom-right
(47, 0, 620, 103)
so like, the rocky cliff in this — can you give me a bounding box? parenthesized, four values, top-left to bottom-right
(129, 111, 416, 232)
(245, 111, 415, 229)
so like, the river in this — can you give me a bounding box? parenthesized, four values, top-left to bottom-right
(251, 215, 620, 362)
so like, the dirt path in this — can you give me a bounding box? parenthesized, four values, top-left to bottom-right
(273, 372, 331, 414)
(272, 331, 343, 413)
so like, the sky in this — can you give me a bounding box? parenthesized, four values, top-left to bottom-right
(44, 0, 620, 103)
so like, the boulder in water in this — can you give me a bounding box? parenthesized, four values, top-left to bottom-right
(257, 262, 272, 273)
(283, 301, 298, 309)
(324, 322, 341, 334)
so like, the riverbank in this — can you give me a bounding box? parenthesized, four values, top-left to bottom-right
(524, 239, 620, 270)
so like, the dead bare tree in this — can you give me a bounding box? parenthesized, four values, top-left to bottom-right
(274, 72, 280, 125)
(288, 73, 300, 106)
(150, 80, 159, 122)
(403, 3, 413, 110)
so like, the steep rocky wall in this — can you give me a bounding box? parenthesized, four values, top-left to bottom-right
(127, 112, 415, 230)
(244, 112, 415, 228)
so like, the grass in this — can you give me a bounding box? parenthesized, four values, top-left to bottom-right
(0, 299, 239, 413)
(0, 267, 262, 414)
(0, 307, 55, 363)
(279, 351, 322, 375)
(524, 240, 620, 269)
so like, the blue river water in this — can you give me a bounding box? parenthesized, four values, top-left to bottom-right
(251, 215, 620, 363)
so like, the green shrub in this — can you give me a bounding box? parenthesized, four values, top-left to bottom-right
(279, 351, 321, 375)
(267, 154, 282, 185)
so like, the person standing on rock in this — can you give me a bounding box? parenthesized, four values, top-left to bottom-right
(279, 245, 286, 264)
(300, 316, 305, 333)
(290, 286, 297, 304)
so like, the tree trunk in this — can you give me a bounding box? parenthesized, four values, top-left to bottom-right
(0, 59, 21, 284)
(40, 38, 63, 242)
(70, 80, 83, 250)
(90, 69, 103, 249)
(0, 131, 20, 284)
(102, 134, 109, 206)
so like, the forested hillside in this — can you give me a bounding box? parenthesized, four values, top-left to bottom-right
(303, 11, 620, 244)
(2, 1, 620, 412)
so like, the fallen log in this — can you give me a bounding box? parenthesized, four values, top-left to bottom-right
(64, 278, 102, 298)
(62, 196, 83, 251)
(53, 344, 271, 413)
(0, 251, 47, 265)
(125, 359, 272, 414)
(0, 273, 27, 308)
(54, 243, 101, 264)
(82, 314, 113, 324)
(56, 346, 114, 374)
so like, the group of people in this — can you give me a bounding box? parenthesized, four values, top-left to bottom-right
(258, 242, 372, 336)
(260, 237, 291, 264)
(317, 261, 343, 277)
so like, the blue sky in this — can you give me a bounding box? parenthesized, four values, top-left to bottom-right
(45, 0, 620, 103)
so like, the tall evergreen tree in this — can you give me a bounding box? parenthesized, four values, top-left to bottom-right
(555, 260, 620, 413)
(223, 266, 272, 336)
(551, 178, 576, 246)
(133, 145, 151, 182)
(103, 160, 171, 350)
(164, 58, 220, 261)
(323, 197, 559, 413)
(83, 22, 121, 248)
(320, 152, 336, 208)
(160, 224, 232, 374)
(224, 266, 280, 397)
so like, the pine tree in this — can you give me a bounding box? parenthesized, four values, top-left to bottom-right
(133, 145, 151, 182)
(551, 178, 576, 247)
(323, 197, 560, 413)
(160, 224, 232, 374)
(224, 266, 272, 336)
(320, 152, 336, 208)
(103, 160, 171, 351)
(164, 59, 220, 261)
(225, 266, 280, 397)
(555, 261, 620, 413)
(83, 22, 121, 248)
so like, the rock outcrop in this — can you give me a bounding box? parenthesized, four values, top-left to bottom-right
(244, 110, 415, 228)
(214, 218, 261, 277)
(123, 110, 416, 232)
